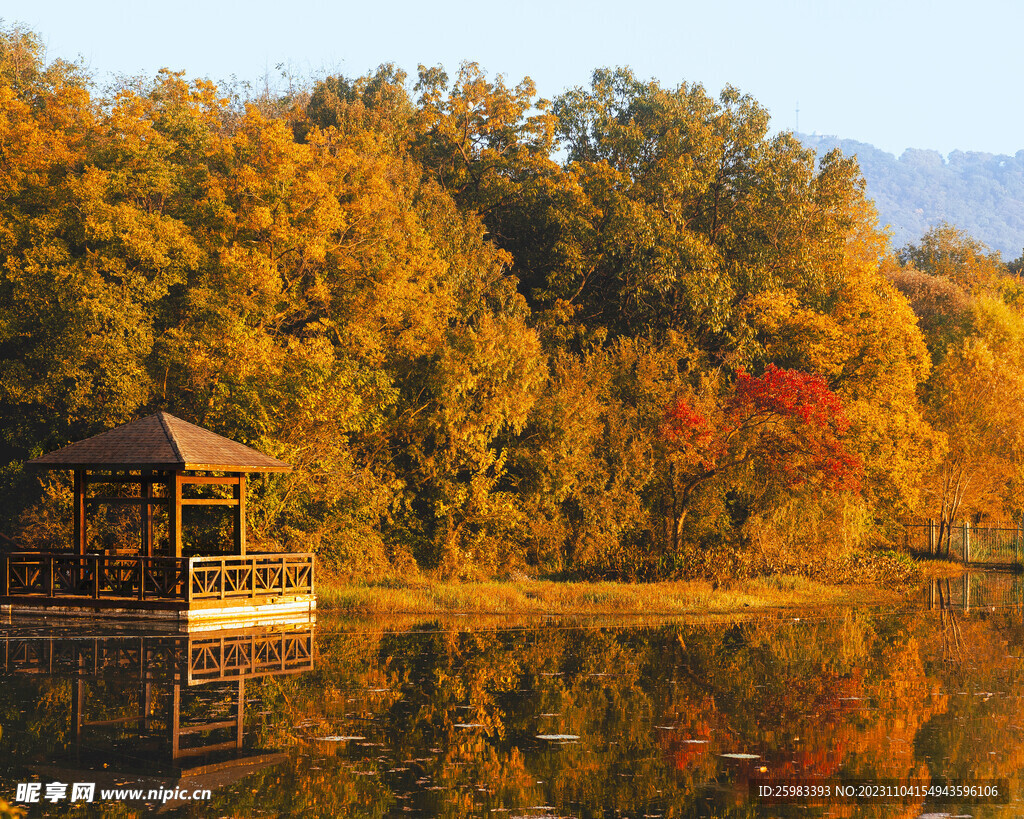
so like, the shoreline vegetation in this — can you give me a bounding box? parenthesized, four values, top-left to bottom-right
(316, 556, 970, 617)
(318, 576, 903, 617)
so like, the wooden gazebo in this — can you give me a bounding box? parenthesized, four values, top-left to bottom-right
(1, 412, 314, 623)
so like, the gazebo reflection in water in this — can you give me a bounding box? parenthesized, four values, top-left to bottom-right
(1, 621, 314, 807)
(1, 412, 314, 625)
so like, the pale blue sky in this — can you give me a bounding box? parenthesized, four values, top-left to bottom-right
(5, 0, 1023, 157)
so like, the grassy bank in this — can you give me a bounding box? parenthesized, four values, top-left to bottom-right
(316, 574, 908, 617)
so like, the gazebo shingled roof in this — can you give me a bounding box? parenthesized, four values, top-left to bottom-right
(28, 412, 291, 473)
(23, 412, 290, 559)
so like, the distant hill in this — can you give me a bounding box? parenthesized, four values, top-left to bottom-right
(798, 134, 1024, 260)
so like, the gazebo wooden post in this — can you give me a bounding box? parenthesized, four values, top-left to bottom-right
(169, 472, 183, 559)
(73, 469, 87, 557)
(233, 473, 246, 557)
(141, 470, 153, 558)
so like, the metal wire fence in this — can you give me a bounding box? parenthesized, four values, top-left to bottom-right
(905, 521, 1024, 566)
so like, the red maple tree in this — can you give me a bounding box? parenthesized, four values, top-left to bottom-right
(661, 365, 861, 539)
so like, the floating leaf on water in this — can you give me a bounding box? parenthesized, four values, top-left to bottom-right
(719, 752, 760, 759)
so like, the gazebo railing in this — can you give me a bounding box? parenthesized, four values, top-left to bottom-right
(2, 552, 314, 606)
(2, 552, 186, 601)
(187, 554, 314, 605)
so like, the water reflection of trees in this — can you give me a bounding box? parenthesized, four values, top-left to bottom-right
(0, 606, 999, 816)
(221, 603, 1024, 818)
(5, 605, 1013, 816)
(915, 582, 1024, 801)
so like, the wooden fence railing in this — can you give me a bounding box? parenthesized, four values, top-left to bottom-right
(905, 521, 1024, 566)
(187, 554, 314, 606)
(1, 551, 314, 606)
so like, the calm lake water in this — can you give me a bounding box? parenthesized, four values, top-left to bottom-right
(3, 573, 1024, 817)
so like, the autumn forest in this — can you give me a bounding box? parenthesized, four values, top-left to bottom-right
(2, 25, 1022, 582)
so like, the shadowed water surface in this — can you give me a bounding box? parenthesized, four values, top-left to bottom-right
(2, 573, 1024, 817)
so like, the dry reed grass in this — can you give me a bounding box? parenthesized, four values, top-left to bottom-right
(316, 574, 905, 617)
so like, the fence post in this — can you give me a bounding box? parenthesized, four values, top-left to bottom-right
(963, 521, 971, 564)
